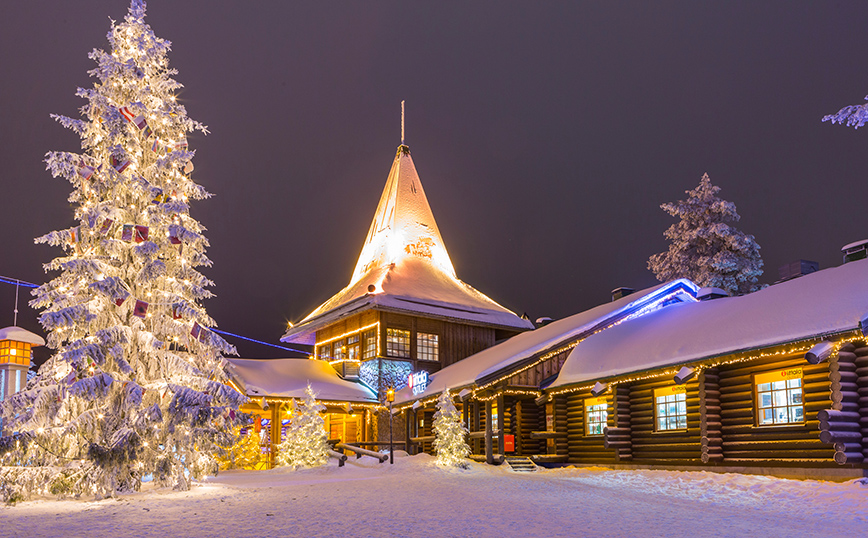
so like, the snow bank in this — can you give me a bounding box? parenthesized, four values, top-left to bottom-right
(5, 456, 865, 538)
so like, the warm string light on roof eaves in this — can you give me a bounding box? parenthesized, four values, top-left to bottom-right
(315, 322, 380, 348)
(546, 330, 862, 397)
(476, 289, 701, 393)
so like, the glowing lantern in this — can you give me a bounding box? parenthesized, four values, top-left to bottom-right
(0, 326, 45, 401)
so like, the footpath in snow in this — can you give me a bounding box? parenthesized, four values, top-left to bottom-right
(2, 453, 866, 538)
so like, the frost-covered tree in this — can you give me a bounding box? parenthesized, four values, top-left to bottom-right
(0, 1, 245, 501)
(647, 173, 763, 295)
(823, 94, 868, 129)
(432, 390, 470, 468)
(275, 385, 330, 469)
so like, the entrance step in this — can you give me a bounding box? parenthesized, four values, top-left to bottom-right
(505, 456, 537, 472)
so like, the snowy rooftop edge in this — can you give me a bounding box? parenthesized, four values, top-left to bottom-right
(551, 259, 868, 389)
(226, 358, 378, 403)
(394, 279, 698, 404)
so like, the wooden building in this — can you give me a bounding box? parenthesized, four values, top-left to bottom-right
(393, 279, 700, 464)
(225, 358, 380, 469)
(280, 142, 532, 420)
(541, 257, 868, 480)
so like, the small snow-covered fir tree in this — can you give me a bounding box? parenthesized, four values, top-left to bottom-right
(432, 390, 470, 468)
(647, 173, 763, 295)
(216, 427, 263, 471)
(0, 1, 245, 501)
(275, 384, 330, 469)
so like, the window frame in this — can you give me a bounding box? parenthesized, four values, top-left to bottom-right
(753, 367, 804, 427)
(653, 385, 688, 433)
(386, 328, 411, 359)
(416, 332, 440, 362)
(584, 396, 608, 437)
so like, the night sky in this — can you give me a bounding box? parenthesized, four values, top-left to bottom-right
(2, 1, 868, 363)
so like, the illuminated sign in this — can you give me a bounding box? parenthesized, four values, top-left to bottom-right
(653, 385, 687, 399)
(408, 370, 429, 396)
(755, 368, 803, 386)
(584, 396, 607, 408)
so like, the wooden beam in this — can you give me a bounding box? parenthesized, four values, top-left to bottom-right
(485, 400, 493, 464)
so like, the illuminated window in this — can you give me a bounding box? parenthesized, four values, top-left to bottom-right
(585, 397, 607, 436)
(318, 343, 331, 360)
(386, 328, 410, 358)
(363, 330, 377, 359)
(654, 385, 687, 431)
(417, 333, 439, 361)
(491, 401, 499, 432)
(333, 339, 345, 362)
(347, 335, 359, 362)
(755, 368, 803, 426)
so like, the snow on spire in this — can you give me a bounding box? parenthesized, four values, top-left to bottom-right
(349, 146, 456, 285)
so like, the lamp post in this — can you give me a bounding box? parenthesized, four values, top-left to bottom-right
(386, 386, 395, 464)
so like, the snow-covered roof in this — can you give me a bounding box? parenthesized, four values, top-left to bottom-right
(0, 326, 45, 346)
(394, 279, 699, 404)
(226, 358, 378, 403)
(283, 146, 532, 344)
(551, 258, 868, 388)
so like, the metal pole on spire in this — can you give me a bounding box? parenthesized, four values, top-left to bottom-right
(401, 100, 405, 145)
(13, 280, 19, 326)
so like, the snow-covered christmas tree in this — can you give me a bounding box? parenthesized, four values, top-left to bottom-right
(216, 426, 263, 471)
(647, 173, 763, 295)
(0, 0, 245, 501)
(432, 390, 470, 468)
(275, 384, 330, 469)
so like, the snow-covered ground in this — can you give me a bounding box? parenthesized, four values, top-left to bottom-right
(3, 454, 866, 538)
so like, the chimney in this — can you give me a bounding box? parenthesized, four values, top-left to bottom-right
(534, 317, 553, 328)
(611, 287, 635, 302)
(842, 240, 868, 264)
(696, 287, 729, 301)
(777, 260, 819, 282)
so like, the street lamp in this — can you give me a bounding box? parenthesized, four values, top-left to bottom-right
(386, 386, 395, 465)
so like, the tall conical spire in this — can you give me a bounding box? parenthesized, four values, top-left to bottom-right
(282, 119, 533, 342)
(350, 146, 455, 285)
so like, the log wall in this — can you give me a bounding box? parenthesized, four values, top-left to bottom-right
(850, 343, 868, 461)
(700, 368, 723, 463)
(718, 353, 833, 464)
(627, 378, 701, 463)
(506, 348, 571, 388)
(566, 391, 615, 463)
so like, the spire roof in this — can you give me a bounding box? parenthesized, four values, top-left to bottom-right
(283, 146, 532, 345)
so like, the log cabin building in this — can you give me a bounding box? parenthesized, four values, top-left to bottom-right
(394, 279, 700, 460)
(225, 358, 380, 469)
(397, 256, 868, 480)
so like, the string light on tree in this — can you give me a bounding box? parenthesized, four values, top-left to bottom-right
(432, 389, 471, 468)
(275, 384, 330, 469)
(0, 0, 245, 502)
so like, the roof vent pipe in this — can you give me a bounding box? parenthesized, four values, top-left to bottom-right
(590, 381, 608, 397)
(674, 366, 696, 385)
(805, 341, 834, 364)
